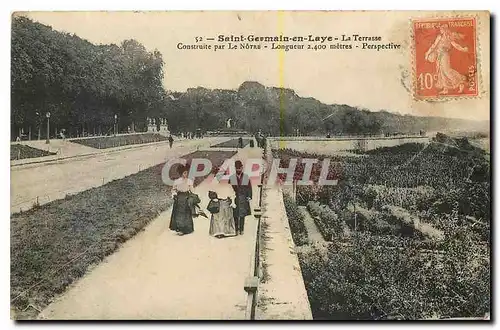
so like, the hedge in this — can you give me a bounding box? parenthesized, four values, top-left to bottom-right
(283, 193, 309, 246)
(306, 201, 347, 241)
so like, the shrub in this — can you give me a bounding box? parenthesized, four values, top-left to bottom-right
(11, 144, 55, 160)
(72, 133, 167, 149)
(298, 231, 489, 320)
(296, 186, 317, 206)
(346, 203, 398, 236)
(271, 148, 342, 185)
(283, 193, 309, 246)
(381, 205, 444, 241)
(278, 141, 490, 319)
(307, 201, 346, 241)
(364, 185, 437, 212)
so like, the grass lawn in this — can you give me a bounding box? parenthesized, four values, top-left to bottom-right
(211, 138, 251, 148)
(11, 144, 56, 161)
(10, 150, 236, 319)
(71, 133, 167, 149)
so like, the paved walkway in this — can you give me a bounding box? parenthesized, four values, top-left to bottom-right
(10, 138, 227, 214)
(298, 206, 325, 244)
(38, 147, 263, 320)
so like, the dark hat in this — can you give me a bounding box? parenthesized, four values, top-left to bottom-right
(177, 163, 190, 175)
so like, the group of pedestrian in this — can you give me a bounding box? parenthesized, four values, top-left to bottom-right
(168, 160, 252, 238)
(255, 132, 267, 148)
(179, 131, 203, 140)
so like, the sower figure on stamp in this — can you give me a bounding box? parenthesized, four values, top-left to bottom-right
(230, 160, 252, 235)
(424, 24, 468, 95)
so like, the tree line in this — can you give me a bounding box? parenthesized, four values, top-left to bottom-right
(165, 81, 486, 136)
(11, 16, 165, 140)
(11, 16, 487, 140)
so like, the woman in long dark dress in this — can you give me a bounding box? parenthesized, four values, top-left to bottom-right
(169, 165, 195, 235)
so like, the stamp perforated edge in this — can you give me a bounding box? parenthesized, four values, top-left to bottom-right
(409, 13, 486, 102)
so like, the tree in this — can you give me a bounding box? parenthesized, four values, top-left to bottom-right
(11, 16, 165, 139)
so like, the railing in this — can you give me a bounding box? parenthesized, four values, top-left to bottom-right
(244, 157, 266, 319)
(269, 134, 429, 142)
(244, 210, 261, 319)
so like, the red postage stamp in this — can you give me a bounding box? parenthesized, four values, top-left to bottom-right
(412, 17, 478, 99)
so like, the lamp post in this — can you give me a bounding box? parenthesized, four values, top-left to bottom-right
(36, 112, 41, 140)
(45, 112, 51, 144)
(114, 114, 118, 136)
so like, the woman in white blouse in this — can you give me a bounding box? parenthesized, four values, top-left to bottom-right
(169, 164, 195, 235)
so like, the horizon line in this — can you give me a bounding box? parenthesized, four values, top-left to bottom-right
(165, 82, 488, 123)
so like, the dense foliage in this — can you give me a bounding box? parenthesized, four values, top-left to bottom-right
(306, 201, 347, 240)
(277, 136, 490, 319)
(165, 82, 487, 137)
(10, 144, 55, 160)
(276, 137, 490, 240)
(300, 231, 489, 320)
(12, 16, 165, 140)
(282, 194, 309, 246)
(270, 147, 341, 185)
(72, 133, 167, 149)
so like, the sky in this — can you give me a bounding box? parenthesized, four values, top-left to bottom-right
(20, 11, 490, 121)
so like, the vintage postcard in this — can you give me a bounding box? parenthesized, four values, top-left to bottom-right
(10, 11, 490, 320)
